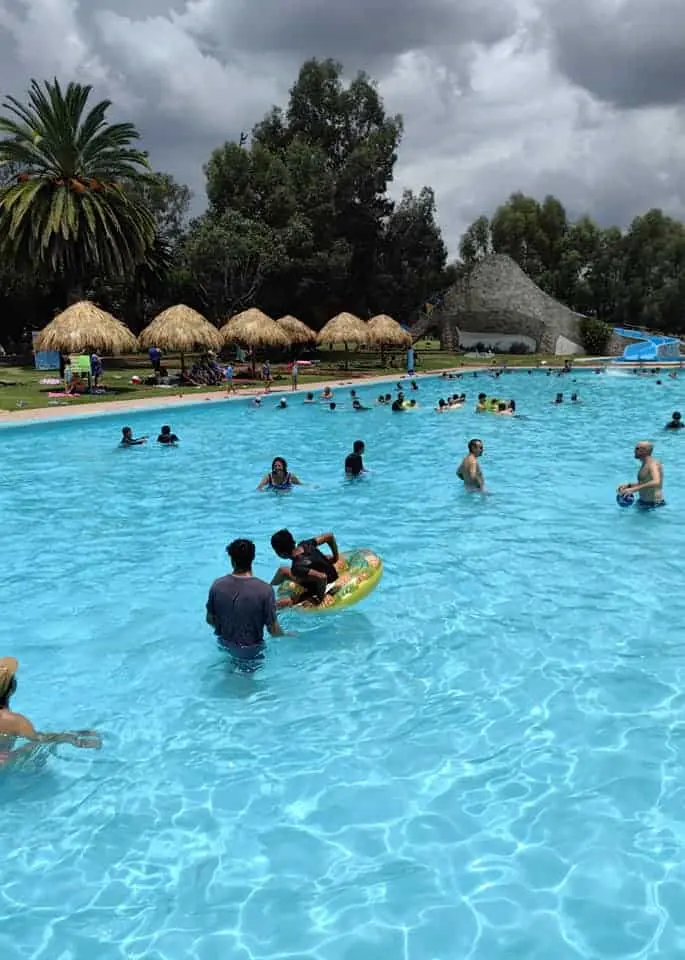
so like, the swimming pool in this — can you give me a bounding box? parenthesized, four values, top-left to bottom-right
(2, 368, 685, 959)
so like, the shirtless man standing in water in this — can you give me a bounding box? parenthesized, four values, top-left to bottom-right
(457, 438, 486, 493)
(617, 441, 665, 508)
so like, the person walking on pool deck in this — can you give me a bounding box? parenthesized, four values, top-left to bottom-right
(617, 441, 665, 508)
(0, 657, 101, 768)
(270, 529, 340, 606)
(457, 439, 486, 493)
(206, 539, 286, 654)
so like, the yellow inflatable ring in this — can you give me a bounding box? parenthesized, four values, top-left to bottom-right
(277, 548, 383, 612)
(401, 400, 418, 409)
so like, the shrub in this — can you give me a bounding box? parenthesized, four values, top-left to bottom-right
(580, 317, 612, 354)
(506, 341, 531, 355)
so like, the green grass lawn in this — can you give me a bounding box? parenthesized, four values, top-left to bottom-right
(0, 348, 569, 412)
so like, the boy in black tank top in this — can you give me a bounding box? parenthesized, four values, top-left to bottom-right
(270, 529, 340, 605)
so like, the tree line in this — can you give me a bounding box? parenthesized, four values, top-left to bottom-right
(1, 63, 684, 351)
(0, 62, 452, 346)
(459, 194, 685, 334)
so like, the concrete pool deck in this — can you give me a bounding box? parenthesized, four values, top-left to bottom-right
(0, 367, 481, 427)
(0, 358, 656, 427)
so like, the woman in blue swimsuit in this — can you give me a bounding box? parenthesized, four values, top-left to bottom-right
(257, 457, 302, 491)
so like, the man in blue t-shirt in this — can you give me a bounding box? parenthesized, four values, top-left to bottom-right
(206, 539, 285, 654)
(149, 346, 162, 372)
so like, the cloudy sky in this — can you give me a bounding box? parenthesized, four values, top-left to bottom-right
(1, 0, 684, 255)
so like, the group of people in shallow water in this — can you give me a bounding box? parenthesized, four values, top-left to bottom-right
(249, 382, 420, 413)
(4, 365, 682, 762)
(120, 425, 179, 446)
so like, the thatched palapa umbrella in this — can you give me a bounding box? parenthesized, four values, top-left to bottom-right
(276, 315, 317, 344)
(34, 301, 137, 354)
(316, 312, 370, 370)
(221, 308, 291, 376)
(138, 304, 221, 369)
(367, 314, 412, 347)
(367, 313, 412, 364)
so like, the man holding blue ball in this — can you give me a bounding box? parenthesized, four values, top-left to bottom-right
(617, 441, 665, 509)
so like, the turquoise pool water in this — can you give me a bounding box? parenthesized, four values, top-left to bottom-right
(2, 369, 685, 959)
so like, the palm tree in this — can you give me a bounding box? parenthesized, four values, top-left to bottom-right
(0, 78, 156, 302)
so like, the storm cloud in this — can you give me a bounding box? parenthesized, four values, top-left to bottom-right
(0, 0, 683, 254)
(546, 0, 685, 109)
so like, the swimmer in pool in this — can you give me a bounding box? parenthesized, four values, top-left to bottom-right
(120, 426, 147, 446)
(157, 425, 179, 444)
(457, 439, 486, 492)
(277, 398, 287, 409)
(552, 393, 563, 404)
(617, 441, 665, 508)
(257, 457, 302, 491)
(270, 529, 340, 606)
(0, 657, 101, 768)
(345, 440, 366, 476)
(665, 411, 684, 430)
(352, 399, 370, 411)
(476, 393, 488, 412)
(304, 392, 315, 403)
(321, 387, 333, 401)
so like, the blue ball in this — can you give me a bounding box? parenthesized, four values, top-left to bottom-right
(616, 492, 635, 507)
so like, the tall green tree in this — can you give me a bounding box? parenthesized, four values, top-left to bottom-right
(376, 187, 449, 320)
(0, 78, 156, 303)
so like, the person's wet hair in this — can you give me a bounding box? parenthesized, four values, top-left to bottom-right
(438, 398, 445, 407)
(478, 393, 486, 401)
(468, 438, 482, 453)
(271, 457, 287, 473)
(306, 392, 314, 400)
(227, 538, 256, 573)
(271, 529, 296, 557)
(672, 411, 682, 420)
(498, 402, 506, 411)
(329, 402, 336, 410)
(353, 439, 365, 453)
(160, 425, 171, 435)
(122, 426, 131, 436)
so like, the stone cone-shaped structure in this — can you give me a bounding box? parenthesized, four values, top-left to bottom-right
(412, 254, 587, 355)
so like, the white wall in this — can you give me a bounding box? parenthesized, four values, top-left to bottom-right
(458, 331, 537, 352)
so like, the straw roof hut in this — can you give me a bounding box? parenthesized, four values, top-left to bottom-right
(410, 254, 587, 354)
(316, 312, 370, 345)
(221, 308, 290, 347)
(221, 308, 291, 375)
(34, 301, 137, 354)
(276, 314, 317, 344)
(317, 312, 371, 370)
(367, 314, 412, 347)
(138, 305, 221, 354)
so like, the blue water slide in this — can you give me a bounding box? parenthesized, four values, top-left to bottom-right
(613, 328, 682, 362)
